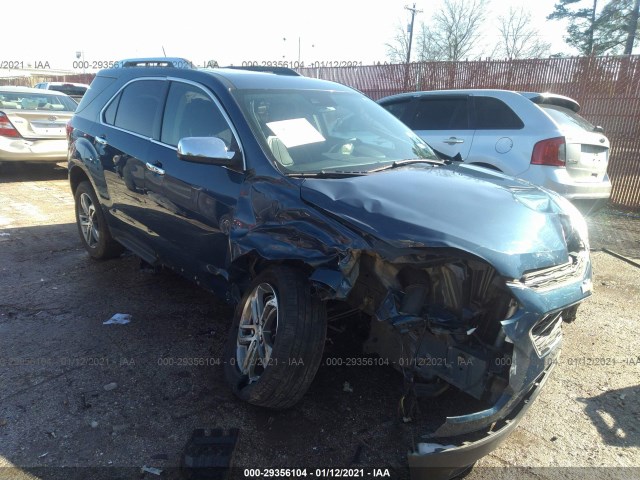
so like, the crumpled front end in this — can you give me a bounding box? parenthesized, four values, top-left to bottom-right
(338, 248, 592, 480)
(228, 168, 593, 479)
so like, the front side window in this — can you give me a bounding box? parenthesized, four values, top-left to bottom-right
(409, 97, 469, 130)
(160, 82, 233, 148)
(234, 89, 437, 173)
(113, 80, 165, 137)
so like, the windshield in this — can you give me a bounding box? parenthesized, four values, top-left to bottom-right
(234, 89, 438, 174)
(0, 91, 77, 111)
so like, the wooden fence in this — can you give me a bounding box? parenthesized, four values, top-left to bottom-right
(299, 56, 640, 209)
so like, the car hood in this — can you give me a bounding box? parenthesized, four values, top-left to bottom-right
(300, 164, 580, 279)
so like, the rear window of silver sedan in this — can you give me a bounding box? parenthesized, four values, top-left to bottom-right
(0, 91, 77, 111)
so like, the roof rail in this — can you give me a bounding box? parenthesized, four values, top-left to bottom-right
(222, 66, 300, 76)
(115, 57, 194, 69)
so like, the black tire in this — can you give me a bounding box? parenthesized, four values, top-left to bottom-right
(74, 181, 124, 260)
(224, 266, 327, 409)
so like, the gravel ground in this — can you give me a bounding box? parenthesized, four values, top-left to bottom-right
(0, 163, 638, 480)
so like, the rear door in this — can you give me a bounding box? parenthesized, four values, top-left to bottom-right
(97, 78, 168, 259)
(539, 104, 610, 183)
(468, 95, 526, 174)
(405, 95, 474, 159)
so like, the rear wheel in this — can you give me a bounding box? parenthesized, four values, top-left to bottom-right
(224, 266, 327, 409)
(74, 181, 123, 259)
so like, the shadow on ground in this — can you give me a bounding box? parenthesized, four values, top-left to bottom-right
(578, 384, 640, 448)
(0, 163, 68, 184)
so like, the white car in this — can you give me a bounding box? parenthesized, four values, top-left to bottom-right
(378, 89, 612, 212)
(34, 82, 89, 102)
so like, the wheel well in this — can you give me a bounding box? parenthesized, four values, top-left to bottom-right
(229, 254, 315, 300)
(69, 166, 90, 194)
(469, 162, 502, 172)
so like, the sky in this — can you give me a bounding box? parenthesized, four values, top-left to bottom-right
(4, 0, 576, 72)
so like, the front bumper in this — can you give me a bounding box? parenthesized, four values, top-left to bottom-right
(408, 366, 551, 480)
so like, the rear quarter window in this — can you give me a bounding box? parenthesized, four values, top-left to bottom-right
(75, 76, 117, 113)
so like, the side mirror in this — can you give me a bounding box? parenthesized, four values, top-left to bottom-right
(177, 137, 241, 169)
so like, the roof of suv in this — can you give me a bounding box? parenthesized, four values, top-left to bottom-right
(98, 58, 353, 92)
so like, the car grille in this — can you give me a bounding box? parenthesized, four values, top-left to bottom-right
(520, 251, 587, 291)
(531, 311, 563, 356)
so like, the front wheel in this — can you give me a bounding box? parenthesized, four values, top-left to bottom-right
(74, 181, 124, 259)
(224, 266, 327, 409)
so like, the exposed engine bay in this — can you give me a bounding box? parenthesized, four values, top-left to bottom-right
(344, 252, 519, 406)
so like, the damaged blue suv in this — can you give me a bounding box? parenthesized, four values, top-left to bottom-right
(67, 58, 593, 479)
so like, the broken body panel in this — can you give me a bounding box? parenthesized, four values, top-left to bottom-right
(228, 162, 591, 475)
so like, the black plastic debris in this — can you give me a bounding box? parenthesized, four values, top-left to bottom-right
(181, 428, 239, 480)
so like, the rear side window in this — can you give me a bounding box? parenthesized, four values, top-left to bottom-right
(161, 81, 233, 147)
(381, 99, 411, 121)
(114, 80, 166, 137)
(408, 97, 469, 130)
(473, 97, 524, 129)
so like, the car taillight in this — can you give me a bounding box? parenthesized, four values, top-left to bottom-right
(66, 121, 73, 140)
(531, 137, 566, 167)
(0, 112, 20, 138)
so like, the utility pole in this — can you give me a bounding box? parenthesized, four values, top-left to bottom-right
(405, 3, 422, 64)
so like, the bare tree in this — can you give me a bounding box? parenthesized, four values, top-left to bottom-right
(494, 7, 551, 59)
(418, 0, 489, 61)
(625, 0, 640, 54)
(385, 24, 411, 63)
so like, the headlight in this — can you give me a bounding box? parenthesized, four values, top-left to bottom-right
(550, 193, 590, 250)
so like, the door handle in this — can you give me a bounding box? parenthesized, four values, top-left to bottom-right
(95, 136, 107, 146)
(145, 162, 165, 175)
(443, 137, 464, 145)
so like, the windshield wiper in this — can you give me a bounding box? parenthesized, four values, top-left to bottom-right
(287, 170, 368, 178)
(368, 158, 444, 173)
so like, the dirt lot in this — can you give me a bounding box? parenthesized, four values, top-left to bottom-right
(0, 163, 639, 480)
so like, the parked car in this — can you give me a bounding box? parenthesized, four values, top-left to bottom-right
(34, 82, 90, 102)
(0, 86, 77, 163)
(378, 89, 611, 213)
(67, 59, 593, 479)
